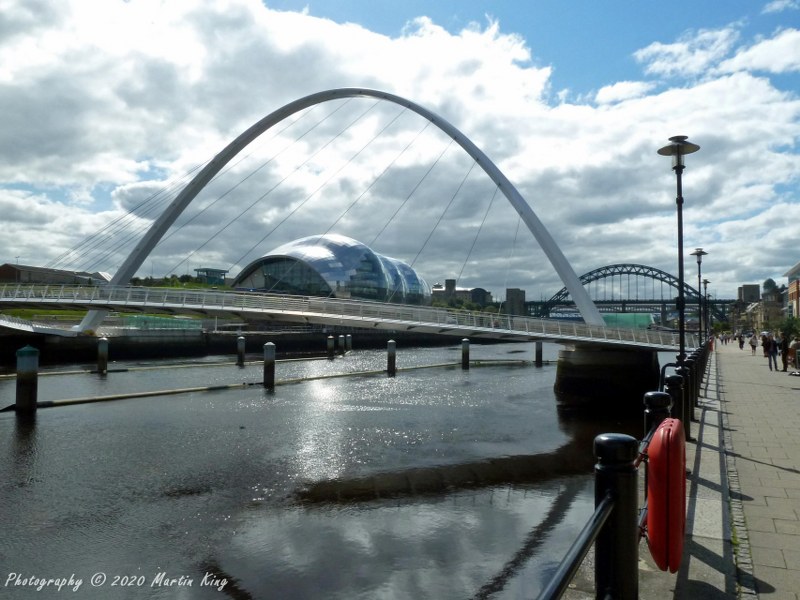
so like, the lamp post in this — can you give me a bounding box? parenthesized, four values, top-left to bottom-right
(658, 135, 700, 366)
(690, 248, 708, 339)
(703, 278, 710, 339)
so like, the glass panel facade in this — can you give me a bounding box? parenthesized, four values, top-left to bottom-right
(233, 234, 432, 305)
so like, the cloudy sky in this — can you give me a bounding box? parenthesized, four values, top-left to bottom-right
(1, 0, 799, 302)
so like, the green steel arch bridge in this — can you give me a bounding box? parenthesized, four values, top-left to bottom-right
(528, 263, 734, 324)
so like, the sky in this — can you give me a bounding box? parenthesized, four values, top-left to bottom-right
(1, 0, 799, 304)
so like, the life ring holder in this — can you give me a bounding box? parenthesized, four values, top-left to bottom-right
(645, 417, 686, 572)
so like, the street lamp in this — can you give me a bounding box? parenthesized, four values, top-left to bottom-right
(658, 135, 700, 366)
(690, 248, 708, 338)
(703, 278, 710, 339)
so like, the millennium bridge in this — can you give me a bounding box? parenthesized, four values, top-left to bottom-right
(0, 283, 697, 351)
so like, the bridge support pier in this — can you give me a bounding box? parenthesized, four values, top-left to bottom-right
(554, 345, 659, 413)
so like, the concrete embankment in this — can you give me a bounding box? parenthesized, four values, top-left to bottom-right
(0, 328, 464, 367)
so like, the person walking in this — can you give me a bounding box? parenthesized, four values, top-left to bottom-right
(749, 333, 758, 355)
(781, 334, 790, 372)
(767, 333, 780, 371)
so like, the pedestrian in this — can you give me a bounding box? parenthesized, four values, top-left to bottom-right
(738, 333, 745, 350)
(749, 333, 758, 355)
(780, 334, 790, 372)
(767, 333, 779, 371)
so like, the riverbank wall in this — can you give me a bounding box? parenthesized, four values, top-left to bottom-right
(0, 328, 469, 367)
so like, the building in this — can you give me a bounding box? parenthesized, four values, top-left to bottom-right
(784, 261, 800, 319)
(194, 267, 229, 286)
(504, 288, 526, 315)
(232, 234, 431, 304)
(431, 279, 493, 307)
(738, 284, 760, 303)
(0, 264, 111, 286)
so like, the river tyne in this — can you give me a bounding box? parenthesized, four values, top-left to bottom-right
(0, 340, 650, 599)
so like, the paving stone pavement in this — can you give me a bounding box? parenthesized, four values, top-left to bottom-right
(716, 338, 800, 600)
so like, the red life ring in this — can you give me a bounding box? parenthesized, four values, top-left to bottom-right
(646, 417, 686, 573)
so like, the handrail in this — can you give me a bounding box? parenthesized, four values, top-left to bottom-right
(0, 284, 698, 350)
(539, 391, 677, 599)
(537, 493, 615, 600)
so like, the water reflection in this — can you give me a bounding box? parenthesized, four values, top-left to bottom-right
(0, 342, 644, 599)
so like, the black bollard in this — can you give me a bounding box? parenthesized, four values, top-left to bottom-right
(643, 391, 672, 437)
(665, 373, 690, 440)
(327, 335, 335, 360)
(97, 337, 109, 375)
(338, 334, 346, 355)
(15, 345, 39, 413)
(461, 338, 470, 370)
(535, 341, 543, 367)
(684, 357, 697, 409)
(263, 342, 275, 391)
(676, 365, 695, 423)
(594, 433, 639, 600)
(387, 340, 396, 377)
(346, 334, 352, 352)
(236, 335, 246, 367)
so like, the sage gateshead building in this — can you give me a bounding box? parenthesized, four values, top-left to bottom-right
(232, 234, 432, 305)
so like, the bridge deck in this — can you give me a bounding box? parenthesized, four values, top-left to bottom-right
(0, 284, 697, 350)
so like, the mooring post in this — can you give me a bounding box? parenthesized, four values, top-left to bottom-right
(665, 373, 690, 440)
(339, 334, 346, 355)
(346, 334, 352, 352)
(643, 391, 672, 438)
(97, 337, 109, 375)
(15, 345, 40, 413)
(535, 341, 543, 367)
(236, 335, 246, 367)
(461, 338, 470, 370)
(684, 356, 697, 409)
(263, 342, 275, 391)
(676, 364, 694, 423)
(594, 433, 639, 600)
(387, 340, 396, 377)
(327, 335, 335, 360)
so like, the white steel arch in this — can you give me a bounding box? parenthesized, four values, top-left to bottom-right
(78, 88, 603, 331)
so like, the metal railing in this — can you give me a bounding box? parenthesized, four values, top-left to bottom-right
(0, 284, 697, 350)
(539, 345, 709, 598)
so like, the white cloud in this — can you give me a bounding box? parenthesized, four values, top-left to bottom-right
(762, 0, 800, 14)
(0, 0, 798, 301)
(717, 28, 800, 74)
(634, 27, 740, 78)
(595, 81, 657, 104)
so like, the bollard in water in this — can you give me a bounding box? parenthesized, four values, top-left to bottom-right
(263, 342, 275, 391)
(236, 335, 246, 367)
(535, 341, 543, 367)
(665, 373, 690, 440)
(594, 433, 639, 600)
(387, 340, 396, 377)
(327, 335, 335, 360)
(339, 334, 346, 355)
(461, 338, 470, 370)
(346, 334, 352, 352)
(97, 337, 109, 375)
(15, 345, 40, 413)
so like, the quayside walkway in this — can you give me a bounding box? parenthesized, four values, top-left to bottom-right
(624, 340, 800, 599)
(716, 339, 800, 599)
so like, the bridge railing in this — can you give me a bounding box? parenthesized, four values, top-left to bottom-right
(0, 284, 696, 349)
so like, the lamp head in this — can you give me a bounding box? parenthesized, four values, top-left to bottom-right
(658, 135, 700, 168)
(690, 247, 708, 263)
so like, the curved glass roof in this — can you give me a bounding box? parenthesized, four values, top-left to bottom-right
(233, 234, 431, 305)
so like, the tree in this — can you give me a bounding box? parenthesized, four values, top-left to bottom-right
(763, 278, 777, 292)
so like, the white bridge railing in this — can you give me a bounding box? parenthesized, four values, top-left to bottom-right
(0, 284, 697, 350)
